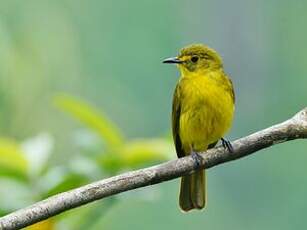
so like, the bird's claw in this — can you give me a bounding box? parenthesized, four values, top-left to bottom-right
(191, 151, 203, 168)
(221, 138, 233, 153)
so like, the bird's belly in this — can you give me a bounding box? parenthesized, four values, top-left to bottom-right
(179, 86, 234, 153)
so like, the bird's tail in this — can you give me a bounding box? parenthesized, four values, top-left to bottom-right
(179, 169, 206, 212)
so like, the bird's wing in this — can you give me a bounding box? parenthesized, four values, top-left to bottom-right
(172, 84, 185, 158)
(223, 72, 235, 104)
(208, 141, 218, 149)
(228, 78, 235, 103)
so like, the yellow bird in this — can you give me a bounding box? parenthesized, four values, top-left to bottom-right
(163, 44, 235, 211)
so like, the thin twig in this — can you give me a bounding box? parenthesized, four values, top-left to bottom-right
(0, 108, 307, 230)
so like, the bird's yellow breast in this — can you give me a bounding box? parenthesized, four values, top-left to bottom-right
(178, 72, 234, 153)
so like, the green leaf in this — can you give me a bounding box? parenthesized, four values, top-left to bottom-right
(42, 173, 89, 199)
(0, 209, 7, 217)
(98, 152, 124, 174)
(54, 94, 124, 149)
(0, 138, 28, 181)
(99, 139, 173, 172)
(121, 139, 173, 168)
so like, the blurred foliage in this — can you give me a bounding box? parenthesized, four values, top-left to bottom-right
(54, 94, 124, 148)
(42, 173, 89, 199)
(55, 94, 172, 174)
(0, 138, 28, 180)
(0, 1, 306, 230)
(27, 219, 55, 230)
(0, 94, 171, 229)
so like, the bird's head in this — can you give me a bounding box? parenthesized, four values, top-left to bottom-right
(163, 44, 223, 76)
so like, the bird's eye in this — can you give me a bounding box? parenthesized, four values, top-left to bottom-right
(191, 56, 199, 63)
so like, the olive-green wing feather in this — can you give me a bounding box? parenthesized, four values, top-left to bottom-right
(172, 84, 185, 158)
(228, 78, 235, 103)
(173, 84, 206, 211)
(222, 72, 235, 103)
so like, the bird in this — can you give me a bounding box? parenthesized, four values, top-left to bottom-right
(163, 44, 235, 212)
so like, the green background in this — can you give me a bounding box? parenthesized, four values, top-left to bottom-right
(0, 0, 307, 229)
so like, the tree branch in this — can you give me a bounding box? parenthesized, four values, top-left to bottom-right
(1, 108, 307, 230)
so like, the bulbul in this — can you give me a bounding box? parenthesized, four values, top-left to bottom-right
(163, 44, 235, 211)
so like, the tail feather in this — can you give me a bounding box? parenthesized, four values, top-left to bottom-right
(179, 170, 206, 212)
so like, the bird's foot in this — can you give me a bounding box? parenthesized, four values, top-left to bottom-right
(221, 138, 234, 153)
(191, 150, 203, 168)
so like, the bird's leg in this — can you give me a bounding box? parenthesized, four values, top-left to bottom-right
(190, 147, 203, 169)
(221, 138, 234, 153)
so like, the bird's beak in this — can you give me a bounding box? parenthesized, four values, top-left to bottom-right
(162, 57, 183, 64)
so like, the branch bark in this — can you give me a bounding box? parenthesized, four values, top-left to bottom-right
(1, 108, 307, 230)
